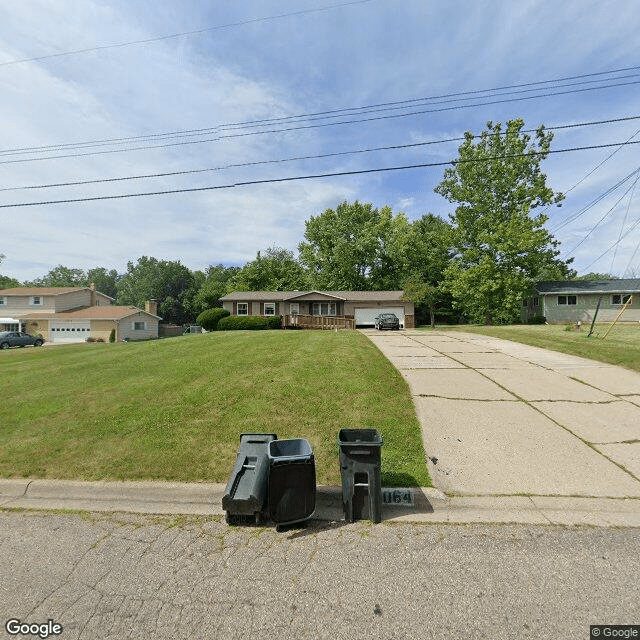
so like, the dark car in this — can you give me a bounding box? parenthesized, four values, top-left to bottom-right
(0, 331, 45, 349)
(374, 313, 400, 330)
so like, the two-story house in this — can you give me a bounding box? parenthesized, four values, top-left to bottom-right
(0, 285, 161, 343)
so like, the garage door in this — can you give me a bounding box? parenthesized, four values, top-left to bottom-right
(50, 320, 91, 342)
(354, 307, 405, 327)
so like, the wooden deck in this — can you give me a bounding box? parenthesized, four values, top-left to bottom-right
(283, 314, 355, 330)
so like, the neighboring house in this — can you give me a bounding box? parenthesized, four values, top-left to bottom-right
(219, 290, 415, 328)
(0, 286, 161, 342)
(522, 279, 640, 324)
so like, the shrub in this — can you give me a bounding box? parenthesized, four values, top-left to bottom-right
(527, 315, 546, 325)
(217, 316, 269, 331)
(196, 307, 230, 331)
(109, 329, 116, 343)
(266, 315, 282, 330)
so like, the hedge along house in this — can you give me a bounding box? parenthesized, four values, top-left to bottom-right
(522, 279, 640, 324)
(0, 286, 161, 342)
(219, 290, 415, 329)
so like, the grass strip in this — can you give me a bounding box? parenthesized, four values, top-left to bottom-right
(1, 330, 430, 487)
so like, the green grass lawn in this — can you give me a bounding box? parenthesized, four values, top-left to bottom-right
(429, 323, 640, 373)
(1, 331, 430, 487)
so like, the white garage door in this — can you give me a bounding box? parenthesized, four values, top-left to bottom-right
(354, 307, 405, 327)
(50, 320, 91, 342)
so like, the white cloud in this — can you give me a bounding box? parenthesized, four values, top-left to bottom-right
(2, 0, 640, 279)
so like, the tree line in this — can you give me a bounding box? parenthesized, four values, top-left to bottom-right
(5, 119, 614, 326)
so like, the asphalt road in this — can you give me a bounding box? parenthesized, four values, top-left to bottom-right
(1, 510, 638, 640)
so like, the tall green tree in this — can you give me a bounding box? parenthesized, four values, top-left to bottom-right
(229, 247, 308, 292)
(116, 256, 196, 324)
(434, 119, 573, 324)
(193, 264, 240, 312)
(87, 267, 120, 298)
(0, 254, 21, 289)
(28, 265, 88, 287)
(298, 201, 411, 290)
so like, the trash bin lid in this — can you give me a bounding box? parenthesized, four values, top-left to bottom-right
(338, 428, 383, 446)
(268, 438, 313, 461)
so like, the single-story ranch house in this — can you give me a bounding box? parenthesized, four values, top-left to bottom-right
(0, 286, 161, 342)
(220, 290, 415, 329)
(522, 279, 640, 324)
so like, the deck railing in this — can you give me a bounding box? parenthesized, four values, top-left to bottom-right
(284, 314, 355, 330)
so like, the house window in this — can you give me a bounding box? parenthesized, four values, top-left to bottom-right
(557, 295, 577, 305)
(30, 296, 42, 306)
(133, 321, 146, 330)
(312, 302, 337, 316)
(264, 302, 276, 316)
(611, 294, 632, 305)
(533, 297, 539, 307)
(289, 303, 300, 315)
(0, 297, 6, 306)
(237, 302, 248, 316)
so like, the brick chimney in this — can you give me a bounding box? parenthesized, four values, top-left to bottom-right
(89, 282, 96, 307)
(145, 299, 158, 316)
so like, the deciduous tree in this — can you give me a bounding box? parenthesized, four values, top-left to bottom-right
(435, 119, 573, 324)
(298, 201, 411, 290)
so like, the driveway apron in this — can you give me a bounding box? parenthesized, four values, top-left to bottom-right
(363, 329, 640, 498)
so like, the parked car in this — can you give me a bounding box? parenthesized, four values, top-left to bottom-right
(0, 331, 45, 349)
(374, 313, 400, 330)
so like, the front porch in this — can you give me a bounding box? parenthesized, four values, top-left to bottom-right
(283, 313, 355, 330)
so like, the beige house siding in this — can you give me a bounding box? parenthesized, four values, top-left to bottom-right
(1, 295, 56, 314)
(24, 318, 50, 339)
(542, 293, 640, 324)
(118, 313, 159, 341)
(91, 320, 117, 342)
(54, 290, 92, 311)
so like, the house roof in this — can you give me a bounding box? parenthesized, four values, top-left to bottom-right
(0, 286, 114, 300)
(17, 306, 161, 320)
(220, 290, 407, 302)
(535, 279, 640, 294)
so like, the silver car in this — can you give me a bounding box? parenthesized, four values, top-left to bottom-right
(0, 331, 44, 349)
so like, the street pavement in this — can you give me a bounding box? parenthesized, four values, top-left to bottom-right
(2, 330, 640, 637)
(364, 329, 640, 502)
(1, 510, 638, 640)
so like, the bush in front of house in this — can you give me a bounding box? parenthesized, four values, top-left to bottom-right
(526, 315, 546, 324)
(196, 307, 231, 331)
(109, 329, 116, 343)
(217, 316, 269, 331)
(266, 315, 282, 330)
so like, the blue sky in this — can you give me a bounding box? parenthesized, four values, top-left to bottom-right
(1, 0, 640, 281)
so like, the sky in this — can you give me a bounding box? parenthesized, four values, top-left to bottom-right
(1, 0, 640, 282)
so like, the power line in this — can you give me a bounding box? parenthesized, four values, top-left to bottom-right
(2, 140, 639, 209)
(3, 81, 640, 167)
(565, 173, 640, 256)
(609, 175, 639, 272)
(581, 212, 640, 272)
(552, 165, 640, 233)
(4, 64, 639, 155)
(3, 115, 639, 193)
(0, 0, 376, 67)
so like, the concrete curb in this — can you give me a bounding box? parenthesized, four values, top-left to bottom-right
(1, 479, 639, 527)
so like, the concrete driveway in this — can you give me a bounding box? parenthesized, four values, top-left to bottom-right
(363, 329, 640, 498)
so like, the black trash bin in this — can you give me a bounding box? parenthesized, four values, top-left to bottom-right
(267, 438, 316, 526)
(222, 433, 277, 525)
(338, 428, 383, 523)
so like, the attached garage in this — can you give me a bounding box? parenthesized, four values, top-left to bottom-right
(50, 320, 91, 342)
(354, 307, 405, 328)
